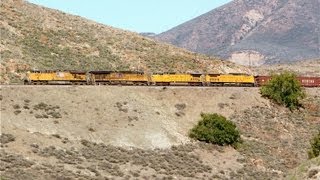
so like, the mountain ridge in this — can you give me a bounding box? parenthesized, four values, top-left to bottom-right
(156, 0, 320, 66)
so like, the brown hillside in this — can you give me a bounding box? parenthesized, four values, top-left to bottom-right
(0, 0, 250, 84)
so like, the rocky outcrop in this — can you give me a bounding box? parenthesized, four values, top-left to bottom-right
(229, 51, 265, 66)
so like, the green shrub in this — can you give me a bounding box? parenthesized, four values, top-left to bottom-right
(308, 131, 320, 159)
(189, 113, 240, 146)
(260, 72, 305, 110)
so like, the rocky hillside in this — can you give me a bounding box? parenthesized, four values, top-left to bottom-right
(0, 0, 249, 84)
(156, 0, 320, 66)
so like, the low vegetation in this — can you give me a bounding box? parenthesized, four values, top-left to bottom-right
(33, 102, 62, 119)
(0, 133, 15, 144)
(189, 113, 240, 146)
(260, 72, 306, 110)
(308, 131, 320, 159)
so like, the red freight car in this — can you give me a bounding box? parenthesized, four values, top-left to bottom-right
(254, 76, 271, 86)
(254, 76, 320, 87)
(297, 77, 320, 87)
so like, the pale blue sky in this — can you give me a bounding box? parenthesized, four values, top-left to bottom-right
(28, 0, 232, 34)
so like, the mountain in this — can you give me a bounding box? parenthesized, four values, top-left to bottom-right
(0, 0, 249, 84)
(156, 0, 320, 66)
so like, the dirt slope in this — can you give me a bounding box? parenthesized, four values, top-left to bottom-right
(1, 86, 268, 149)
(1, 86, 319, 179)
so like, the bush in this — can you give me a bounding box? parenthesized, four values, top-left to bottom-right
(260, 72, 305, 110)
(189, 113, 240, 146)
(308, 131, 320, 159)
(0, 133, 15, 144)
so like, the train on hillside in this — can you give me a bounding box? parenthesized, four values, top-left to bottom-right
(24, 70, 320, 87)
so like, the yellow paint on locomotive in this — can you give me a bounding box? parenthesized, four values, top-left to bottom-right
(27, 71, 86, 81)
(151, 73, 203, 83)
(205, 74, 255, 84)
(92, 72, 149, 82)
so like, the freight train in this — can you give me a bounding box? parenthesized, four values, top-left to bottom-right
(24, 70, 320, 87)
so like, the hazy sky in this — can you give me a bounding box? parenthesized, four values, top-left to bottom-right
(27, 0, 232, 34)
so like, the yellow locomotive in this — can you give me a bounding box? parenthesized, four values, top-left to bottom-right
(151, 73, 204, 86)
(205, 73, 255, 86)
(24, 71, 87, 85)
(25, 70, 256, 86)
(89, 71, 149, 85)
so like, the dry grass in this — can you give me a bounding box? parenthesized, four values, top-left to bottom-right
(2, 141, 214, 179)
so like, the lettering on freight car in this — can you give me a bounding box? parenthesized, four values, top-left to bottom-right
(301, 79, 315, 84)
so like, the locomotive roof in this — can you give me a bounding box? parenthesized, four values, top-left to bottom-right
(152, 72, 203, 75)
(206, 73, 251, 76)
(228, 73, 250, 75)
(89, 71, 144, 74)
(30, 70, 86, 74)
